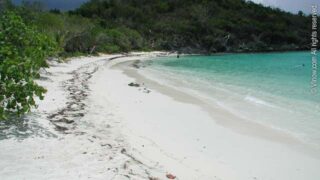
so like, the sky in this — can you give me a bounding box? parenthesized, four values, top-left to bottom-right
(250, 0, 320, 14)
(11, 0, 320, 14)
(11, 0, 88, 11)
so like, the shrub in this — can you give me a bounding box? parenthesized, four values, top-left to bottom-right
(0, 12, 57, 119)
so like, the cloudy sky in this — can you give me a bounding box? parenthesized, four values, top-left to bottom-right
(250, 0, 320, 14)
(12, 0, 320, 14)
(12, 0, 88, 11)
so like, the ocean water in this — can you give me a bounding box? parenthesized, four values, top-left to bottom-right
(142, 51, 320, 147)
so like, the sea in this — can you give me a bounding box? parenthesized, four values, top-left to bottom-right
(141, 51, 320, 147)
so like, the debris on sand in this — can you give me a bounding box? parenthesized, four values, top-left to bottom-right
(166, 173, 176, 179)
(143, 88, 151, 93)
(149, 177, 160, 180)
(121, 148, 127, 154)
(132, 60, 143, 69)
(128, 82, 140, 87)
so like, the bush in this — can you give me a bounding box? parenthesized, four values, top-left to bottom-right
(0, 12, 57, 119)
(101, 44, 121, 53)
(105, 29, 131, 52)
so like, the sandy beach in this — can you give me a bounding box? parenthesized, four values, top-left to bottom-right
(1, 52, 320, 180)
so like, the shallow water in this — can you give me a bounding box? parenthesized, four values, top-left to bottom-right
(143, 51, 320, 147)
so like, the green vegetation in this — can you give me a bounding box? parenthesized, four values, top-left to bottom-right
(4, 0, 314, 56)
(0, 11, 57, 118)
(74, 0, 312, 53)
(0, 0, 315, 118)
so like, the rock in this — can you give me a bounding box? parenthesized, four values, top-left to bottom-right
(166, 173, 176, 179)
(121, 148, 127, 154)
(128, 82, 140, 87)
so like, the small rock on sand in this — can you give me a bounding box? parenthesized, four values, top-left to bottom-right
(128, 82, 140, 87)
(166, 173, 176, 179)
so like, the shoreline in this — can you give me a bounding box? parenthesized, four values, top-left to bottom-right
(0, 52, 320, 180)
(118, 60, 320, 157)
(99, 53, 320, 179)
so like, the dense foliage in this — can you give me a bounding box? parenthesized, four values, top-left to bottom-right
(74, 0, 312, 53)
(0, 12, 57, 119)
(8, 1, 147, 55)
(6, 0, 314, 55)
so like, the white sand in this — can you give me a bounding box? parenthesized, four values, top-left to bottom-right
(1, 52, 320, 180)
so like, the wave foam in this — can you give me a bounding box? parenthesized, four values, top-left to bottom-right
(244, 95, 276, 108)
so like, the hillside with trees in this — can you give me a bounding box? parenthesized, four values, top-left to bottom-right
(3, 0, 314, 55)
(73, 0, 312, 53)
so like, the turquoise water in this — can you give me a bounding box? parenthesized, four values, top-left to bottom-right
(143, 51, 320, 146)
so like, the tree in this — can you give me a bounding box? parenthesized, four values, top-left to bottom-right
(0, 12, 57, 119)
(298, 11, 304, 17)
(0, 0, 14, 12)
